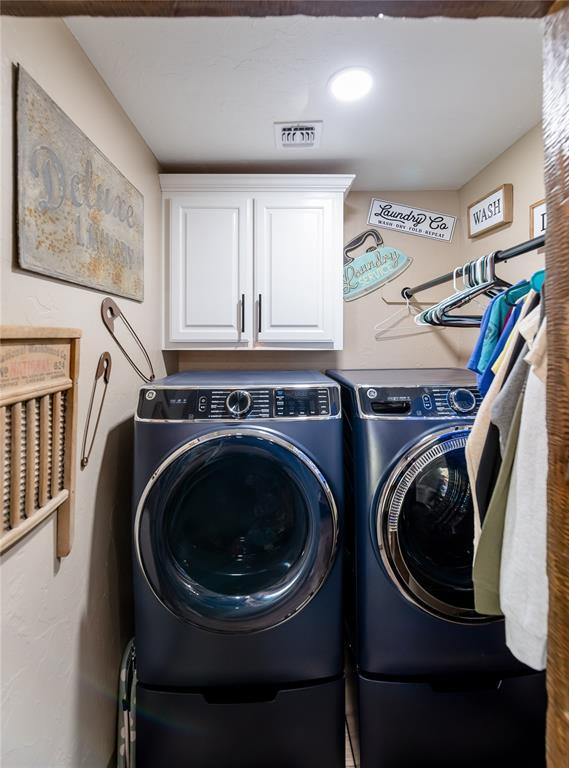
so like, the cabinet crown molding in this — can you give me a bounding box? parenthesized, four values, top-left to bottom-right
(159, 173, 355, 196)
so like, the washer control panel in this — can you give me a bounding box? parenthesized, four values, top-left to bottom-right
(358, 385, 481, 419)
(138, 386, 340, 421)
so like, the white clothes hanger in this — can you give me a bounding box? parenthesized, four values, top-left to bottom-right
(374, 293, 415, 332)
(414, 252, 509, 327)
(374, 293, 437, 341)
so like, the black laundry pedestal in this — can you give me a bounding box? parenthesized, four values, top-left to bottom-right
(136, 676, 345, 768)
(351, 668, 546, 768)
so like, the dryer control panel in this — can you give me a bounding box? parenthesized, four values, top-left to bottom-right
(137, 386, 340, 421)
(358, 385, 481, 419)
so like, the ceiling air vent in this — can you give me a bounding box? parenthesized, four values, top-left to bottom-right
(274, 121, 322, 150)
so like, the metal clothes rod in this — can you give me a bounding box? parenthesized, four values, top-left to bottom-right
(401, 235, 545, 300)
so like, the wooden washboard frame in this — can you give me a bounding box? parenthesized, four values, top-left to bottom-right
(1, 327, 81, 557)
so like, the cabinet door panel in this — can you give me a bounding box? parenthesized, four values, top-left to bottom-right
(169, 196, 252, 344)
(255, 194, 341, 346)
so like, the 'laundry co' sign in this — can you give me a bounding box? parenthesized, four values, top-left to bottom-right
(367, 198, 456, 242)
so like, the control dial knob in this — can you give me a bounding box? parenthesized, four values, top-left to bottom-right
(226, 389, 252, 417)
(448, 388, 477, 414)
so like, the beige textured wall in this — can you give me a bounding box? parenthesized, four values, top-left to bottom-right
(179, 128, 545, 374)
(179, 189, 465, 372)
(455, 124, 545, 362)
(0, 19, 544, 767)
(0, 18, 163, 767)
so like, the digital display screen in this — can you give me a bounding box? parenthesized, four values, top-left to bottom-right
(275, 388, 330, 417)
(138, 389, 198, 420)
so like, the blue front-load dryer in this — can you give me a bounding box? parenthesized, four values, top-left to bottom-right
(327, 368, 546, 768)
(132, 371, 344, 768)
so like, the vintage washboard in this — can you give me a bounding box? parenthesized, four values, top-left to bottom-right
(1, 327, 81, 557)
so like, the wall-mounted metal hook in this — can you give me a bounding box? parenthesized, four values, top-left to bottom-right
(101, 297, 155, 383)
(81, 352, 112, 469)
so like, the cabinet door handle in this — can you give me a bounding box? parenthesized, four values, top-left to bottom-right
(241, 294, 245, 333)
(258, 294, 262, 333)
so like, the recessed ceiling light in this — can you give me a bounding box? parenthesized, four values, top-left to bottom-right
(329, 67, 373, 103)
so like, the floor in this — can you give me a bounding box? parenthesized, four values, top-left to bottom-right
(345, 724, 356, 767)
(345, 673, 359, 767)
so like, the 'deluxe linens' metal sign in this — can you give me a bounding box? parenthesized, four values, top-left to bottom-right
(17, 67, 144, 301)
(368, 198, 456, 242)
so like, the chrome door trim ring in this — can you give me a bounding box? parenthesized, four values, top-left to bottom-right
(135, 426, 339, 632)
(376, 426, 495, 624)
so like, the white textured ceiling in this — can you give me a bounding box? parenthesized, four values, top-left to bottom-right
(66, 16, 543, 190)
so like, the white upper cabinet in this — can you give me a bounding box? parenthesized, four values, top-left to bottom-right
(160, 174, 354, 350)
(167, 194, 252, 345)
(255, 193, 340, 346)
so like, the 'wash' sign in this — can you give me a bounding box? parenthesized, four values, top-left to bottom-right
(367, 198, 456, 242)
(467, 184, 513, 239)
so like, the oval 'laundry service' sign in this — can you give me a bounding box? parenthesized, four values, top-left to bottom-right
(343, 230, 412, 302)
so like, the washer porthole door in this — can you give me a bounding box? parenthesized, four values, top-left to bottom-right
(136, 429, 338, 633)
(377, 427, 490, 623)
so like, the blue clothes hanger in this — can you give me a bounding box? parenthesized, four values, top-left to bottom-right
(503, 280, 531, 306)
(531, 269, 546, 292)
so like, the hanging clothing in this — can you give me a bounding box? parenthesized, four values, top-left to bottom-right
(471, 337, 531, 614)
(473, 338, 532, 540)
(525, 317, 547, 382)
(500, 352, 548, 670)
(518, 303, 542, 354)
(477, 301, 524, 396)
(490, 291, 540, 376)
(466, 290, 537, 547)
(467, 294, 500, 375)
(472, 392, 525, 615)
(468, 281, 530, 377)
(477, 284, 525, 373)
(491, 343, 530, 456)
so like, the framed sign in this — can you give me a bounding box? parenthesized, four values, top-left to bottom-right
(530, 199, 547, 238)
(343, 229, 412, 302)
(467, 184, 513, 238)
(367, 198, 456, 242)
(17, 67, 144, 301)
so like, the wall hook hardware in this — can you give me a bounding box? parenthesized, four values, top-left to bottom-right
(81, 352, 112, 469)
(380, 295, 439, 306)
(101, 297, 155, 383)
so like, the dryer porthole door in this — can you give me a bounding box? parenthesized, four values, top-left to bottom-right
(136, 428, 339, 633)
(377, 427, 491, 623)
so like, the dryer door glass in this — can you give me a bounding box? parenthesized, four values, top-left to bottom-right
(136, 430, 338, 632)
(378, 428, 488, 622)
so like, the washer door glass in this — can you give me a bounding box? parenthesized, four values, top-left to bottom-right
(136, 430, 338, 633)
(378, 428, 487, 622)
